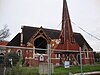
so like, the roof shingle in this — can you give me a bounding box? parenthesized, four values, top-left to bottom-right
(7, 26, 92, 49)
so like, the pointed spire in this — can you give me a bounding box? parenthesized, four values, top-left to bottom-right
(60, 0, 74, 44)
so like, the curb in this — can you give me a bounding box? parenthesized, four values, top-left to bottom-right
(74, 71, 100, 75)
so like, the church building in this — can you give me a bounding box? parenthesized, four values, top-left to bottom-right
(1, 0, 95, 66)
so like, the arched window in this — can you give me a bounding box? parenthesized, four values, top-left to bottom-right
(85, 49, 89, 58)
(8, 49, 11, 53)
(0, 53, 4, 64)
(34, 37, 47, 54)
(56, 54, 60, 58)
(16, 49, 22, 57)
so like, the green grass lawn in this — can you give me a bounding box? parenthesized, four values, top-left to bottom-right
(6, 64, 100, 75)
(53, 64, 100, 75)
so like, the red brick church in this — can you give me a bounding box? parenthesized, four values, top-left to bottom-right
(0, 0, 95, 66)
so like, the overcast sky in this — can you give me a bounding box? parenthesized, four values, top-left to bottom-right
(0, 0, 100, 52)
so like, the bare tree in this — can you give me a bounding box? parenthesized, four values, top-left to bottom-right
(0, 25, 10, 40)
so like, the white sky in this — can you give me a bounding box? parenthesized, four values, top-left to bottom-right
(0, 0, 100, 52)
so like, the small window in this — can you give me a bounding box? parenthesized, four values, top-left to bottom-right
(39, 54, 44, 62)
(85, 49, 89, 58)
(16, 49, 22, 56)
(8, 49, 11, 53)
(56, 54, 60, 58)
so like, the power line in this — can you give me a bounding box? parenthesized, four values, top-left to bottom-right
(71, 21, 100, 41)
(57, 21, 62, 28)
(78, 26, 100, 41)
(56, 19, 100, 41)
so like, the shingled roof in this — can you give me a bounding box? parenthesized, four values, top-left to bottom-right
(74, 33, 92, 49)
(7, 26, 92, 49)
(22, 26, 61, 44)
(7, 33, 21, 46)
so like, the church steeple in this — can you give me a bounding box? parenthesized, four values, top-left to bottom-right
(60, 0, 74, 44)
(54, 0, 79, 50)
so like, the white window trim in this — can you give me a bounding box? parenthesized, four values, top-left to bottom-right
(55, 54, 60, 59)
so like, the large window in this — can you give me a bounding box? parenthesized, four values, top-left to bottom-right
(34, 37, 47, 54)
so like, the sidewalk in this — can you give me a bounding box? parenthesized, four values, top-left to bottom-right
(74, 71, 100, 75)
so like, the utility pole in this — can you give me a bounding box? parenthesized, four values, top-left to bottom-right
(80, 47, 83, 75)
(48, 44, 51, 75)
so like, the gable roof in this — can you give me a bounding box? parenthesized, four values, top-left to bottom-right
(74, 33, 92, 49)
(7, 26, 92, 50)
(22, 26, 61, 44)
(7, 33, 21, 46)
